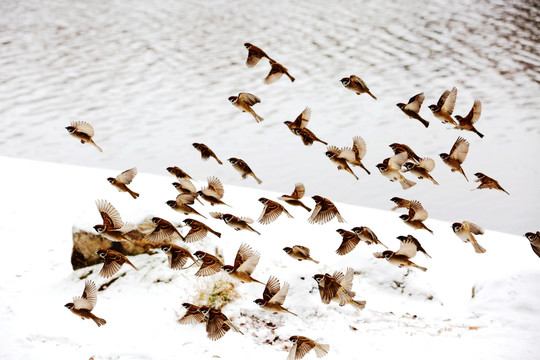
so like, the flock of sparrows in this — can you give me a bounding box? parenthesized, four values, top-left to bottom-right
(64, 42, 535, 360)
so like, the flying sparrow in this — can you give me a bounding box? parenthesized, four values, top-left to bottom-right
(287, 336, 330, 360)
(244, 43, 274, 68)
(396, 235, 431, 258)
(166, 195, 207, 219)
(396, 92, 430, 128)
(376, 152, 416, 190)
(374, 235, 429, 272)
(389, 143, 422, 163)
(192, 143, 223, 165)
(146, 217, 184, 243)
(439, 137, 470, 181)
(524, 232, 540, 258)
(93, 199, 135, 242)
(95, 249, 138, 278)
(340, 75, 377, 99)
(254, 276, 296, 316)
(278, 183, 312, 212)
(313, 267, 366, 310)
(335, 136, 371, 175)
(107, 167, 139, 199)
(308, 196, 346, 224)
(390, 197, 412, 211)
(179, 303, 209, 325)
(403, 158, 439, 185)
(258, 197, 293, 224)
(172, 178, 204, 205)
(455, 100, 484, 138)
(228, 92, 264, 123)
(283, 245, 319, 263)
(222, 243, 264, 284)
(428, 87, 458, 126)
(265, 59, 295, 84)
(183, 218, 221, 243)
(166, 166, 193, 180)
(399, 200, 433, 234)
(64, 280, 106, 327)
(473, 172, 509, 195)
(284, 107, 327, 146)
(335, 229, 361, 255)
(351, 226, 388, 248)
(210, 212, 261, 235)
(193, 251, 224, 277)
(65, 121, 103, 152)
(160, 244, 198, 270)
(227, 157, 263, 184)
(452, 221, 486, 254)
(293, 127, 329, 146)
(198, 176, 229, 206)
(325, 145, 359, 180)
(198, 307, 243, 340)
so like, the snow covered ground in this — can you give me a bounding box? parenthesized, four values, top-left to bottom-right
(0, 156, 539, 360)
(0, 0, 538, 235)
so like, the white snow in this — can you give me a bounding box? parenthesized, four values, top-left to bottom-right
(0, 156, 538, 360)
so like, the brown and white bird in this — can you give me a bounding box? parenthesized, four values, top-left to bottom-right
(284, 108, 327, 146)
(183, 218, 221, 243)
(172, 178, 203, 205)
(64, 280, 106, 327)
(198, 176, 229, 206)
(390, 197, 412, 211)
(473, 173, 509, 195)
(227, 157, 262, 184)
(351, 226, 387, 248)
(258, 197, 293, 224)
(210, 212, 261, 235)
(335, 136, 371, 175)
(95, 249, 138, 278)
(403, 158, 439, 185)
(265, 59, 295, 84)
(455, 100, 484, 138)
(160, 244, 198, 270)
(399, 200, 433, 234)
(244, 43, 274, 67)
(389, 143, 422, 164)
(179, 303, 209, 325)
(166, 166, 193, 180)
(192, 143, 223, 165)
(452, 221, 486, 254)
(524, 232, 540, 258)
(396, 93, 430, 128)
(278, 183, 312, 212)
(107, 168, 139, 199)
(396, 235, 431, 258)
(193, 251, 224, 277)
(198, 307, 243, 341)
(65, 121, 103, 152)
(228, 92, 264, 123)
(313, 268, 366, 310)
(308, 196, 346, 225)
(340, 75, 377, 99)
(283, 246, 319, 263)
(287, 336, 329, 360)
(166, 195, 207, 219)
(428, 87, 458, 126)
(254, 276, 296, 316)
(93, 199, 135, 242)
(374, 236, 429, 272)
(376, 152, 416, 190)
(335, 229, 361, 256)
(439, 137, 470, 181)
(146, 217, 184, 242)
(222, 243, 264, 284)
(325, 145, 359, 180)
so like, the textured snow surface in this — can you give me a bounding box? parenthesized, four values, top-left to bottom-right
(0, 157, 538, 360)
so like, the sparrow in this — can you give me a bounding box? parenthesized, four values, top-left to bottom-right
(93, 199, 135, 242)
(308, 196, 346, 224)
(473, 173, 509, 195)
(192, 143, 223, 165)
(254, 276, 296, 316)
(178, 303, 209, 325)
(278, 183, 312, 212)
(452, 221, 486, 253)
(340, 75, 377, 99)
(428, 87, 458, 126)
(166, 195, 207, 219)
(210, 212, 261, 235)
(399, 200, 434, 234)
(374, 236, 428, 272)
(166, 166, 193, 180)
(222, 243, 264, 284)
(396, 235, 431, 258)
(389, 143, 421, 163)
(228, 92, 264, 123)
(325, 145, 359, 180)
(390, 197, 412, 211)
(335, 229, 361, 255)
(265, 59, 295, 84)
(351, 226, 388, 248)
(439, 136, 470, 181)
(146, 217, 184, 242)
(524, 232, 540, 258)
(376, 152, 416, 190)
(335, 136, 371, 175)
(396, 92, 430, 128)
(198, 176, 229, 206)
(160, 244, 198, 269)
(284, 107, 327, 146)
(183, 218, 221, 242)
(244, 43, 273, 68)
(198, 307, 243, 341)
(107, 167, 139, 199)
(287, 336, 330, 360)
(95, 249, 138, 278)
(64, 280, 106, 327)
(227, 157, 262, 184)
(403, 158, 439, 185)
(65, 121, 103, 152)
(193, 251, 224, 277)
(258, 197, 293, 224)
(455, 100, 484, 138)
(172, 178, 204, 205)
(313, 267, 366, 310)
(283, 245, 319, 263)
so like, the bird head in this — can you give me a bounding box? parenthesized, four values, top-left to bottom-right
(454, 115, 463, 121)
(403, 162, 415, 171)
(181, 303, 192, 309)
(166, 166, 174, 173)
(166, 200, 176, 208)
(340, 77, 350, 86)
(396, 103, 406, 109)
(311, 195, 323, 204)
(193, 251, 206, 260)
(227, 158, 238, 165)
(336, 229, 347, 235)
(396, 235, 408, 242)
(390, 197, 402, 204)
(196, 190, 204, 196)
(289, 336, 299, 343)
(258, 197, 269, 204)
(282, 247, 292, 254)
(183, 219, 193, 226)
(160, 244, 172, 252)
(244, 43, 252, 48)
(399, 214, 410, 221)
(151, 217, 162, 225)
(221, 214, 234, 223)
(64, 303, 74, 309)
(312, 274, 324, 283)
(474, 172, 485, 179)
(439, 153, 449, 160)
(427, 104, 437, 112)
(351, 226, 364, 234)
(192, 143, 201, 149)
(95, 249, 108, 258)
(451, 222, 463, 233)
(325, 151, 335, 159)
(382, 250, 394, 259)
(106, 177, 115, 184)
(93, 225, 106, 234)
(65, 126, 75, 133)
(389, 143, 400, 151)
(198, 307, 210, 316)
(253, 299, 266, 307)
(524, 232, 538, 242)
(375, 163, 387, 172)
(228, 96, 238, 103)
(221, 265, 234, 273)
(283, 121, 293, 127)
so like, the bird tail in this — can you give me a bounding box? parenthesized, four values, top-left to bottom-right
(252, 174, 263, 184)
(474, 129, 484, 138)
(415, 264, 428, 272)
(215, 157, 223, 165)
(284, 209, 294, 218)
(367, 90, 377, 100)
(429, 176, 439, 185)
(500, 187, 510, 195)
(400, 177, 416, 190)
(425, 225, 434, 235)
(420, 118, 430, 128)
(301, 203, 312, 212)
(285, 308, 298, 316)
(314, 343, 330, 358)
(360, 164, 371, 175)
(336, 213, 347, 223)
(460, 168, 469, 182)
(91, 141, 103, 153)
(211, 230, 222, 238)
(377, 240, 389, 249)
(227, 321, 243, 334)
(128, 189, 140, 199)
(316, 138, 328, 146)
(249, 225, 261, 235)
(90, 314, 107, 327)
(286, 73, 295, 82)
(195, 210, 207, 219)
(254, 113, 264, 123)
(350, 299, 366, 311)
(472, 240, 487, 254)
(126, 258, 138, 271)
(309, 257, 320, 264)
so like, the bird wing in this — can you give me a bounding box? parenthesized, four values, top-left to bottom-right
(176, 178, 197, 193)
(234, 243, 258, 274)
(404, 92, 425, 113)
(263, 276, 281, 302)
(72, 121, 95, 137)
(99, 257, 122, 278)
(336, 233, 360, 255)
(264, 65, 285, 84)
(449, 137, 470, 162)
(209, 212, 224, 219)
(258, 201, 283, 224)
(294, 245, 311, 257)
(388, 152, 408, 170)
(340, 267, 355, 292)
(115, 168, 137, 185)
(169, 248, 190, 269)
(442, 87, 457, 115)
(246, 47, 264, 68)
(240, 216, 254, 224)
(295, 341, 316, 360)
(96, 199, 123, 229)
(350, 75, 367, 88)
(291, 183, 305, 199)
(362, 227, 379, 243)
(287, 343, 299, 360)
(73, 280, 97, 311)
(292, 107, 311, 129)
(326, 145, 341, 157)
(464, 221, 484, 235)
(184, 225, 208, 243)
(146, 219, 179, 242)
(308, 201, 339, 225)
(352, 136, 367, 160)
(238, 92, 261, 106)
(195, 256, 222, 277)
(337, 147, 356, 163)
(418, 158, 435, 172)
(206, 311, 228, 341)
(467, 100, 482, 125)
(395, 239, 418, 259)
(207, 177, 224, 199)
(408, 200, 428, 221)
(176, 193, 197, 205)
(269, 281, 289, 306)
(320, 275, 340, 304)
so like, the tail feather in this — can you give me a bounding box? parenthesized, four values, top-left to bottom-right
(91, 314, 107, 327)
(91, 141, 103, 153)
(474, 129, 484, 138)
(126, 259, 138, 271)
(309, 257, 320, 264)
(128, 189, 140, 199)
(252, 174, 263, 184)
(350, 299, 366, 311)
(286, 73, 295, 82)
(420, 118, 430, 128)
(314, 343, 330, 358)
(472, 240, 487, 254)
(249, 226, 261, 235)
(360, 164, 371, 175)
(417, 265, 428, 272)
(211, 230, 222, 238)
(367, 90, 377, 100)
(215, 157, 223, 165)
(301, 203, 312, 212)
(400, 177, 416, 190)
(460, 168, 469, 182)
(254, 113, 264, 123)
(429, 176, 439, 185)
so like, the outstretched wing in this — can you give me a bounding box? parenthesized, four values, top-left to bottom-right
(116, 168, 137, 185)
(73, 280, 97, 311)
(238, 92, 261, 106)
